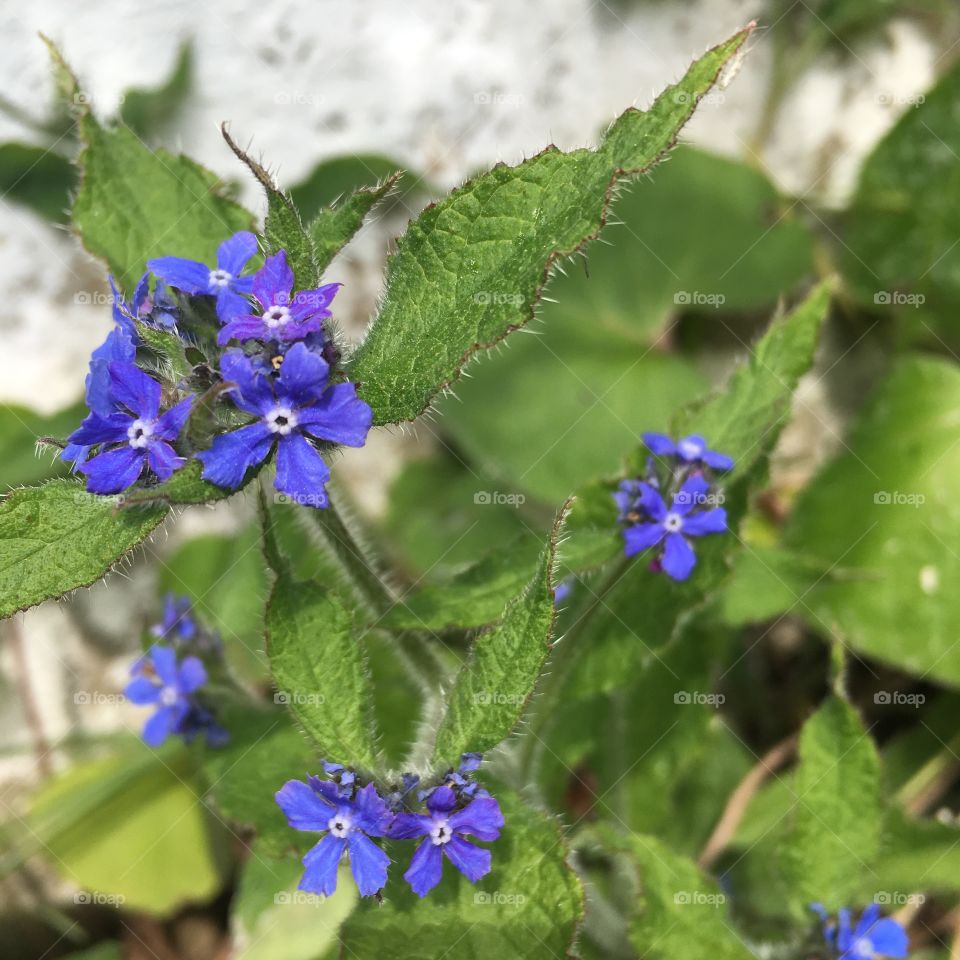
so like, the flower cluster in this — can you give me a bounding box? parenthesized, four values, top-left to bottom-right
(62, 233, 372, 508)
(275, 754, 504, 899)
(812, 904, 909, 959)
(614, 432, 733, 581)
(124, 594, 228, 748)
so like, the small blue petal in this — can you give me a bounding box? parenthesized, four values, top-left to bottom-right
(347, 832, 390, 896)
(661, 532, 697, 581)
(404, 839, 444, 897)
(300, 834, 345, 896)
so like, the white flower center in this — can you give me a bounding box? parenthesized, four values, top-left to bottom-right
(663, 512, 684, 533)
(127, 418, 156, 449)
(678, 438, 703, 460)
(263, 305, 292, 329)
(430, 818, 453, 845)
(328, 813, 352, 838)
(208, 268, 233, 289)
(159, 686, 179, 707)
(852, 938, 874, 959)
(265, 405, 298, 435)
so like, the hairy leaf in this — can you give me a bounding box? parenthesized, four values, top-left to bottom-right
(430, 503, 568, 765)
(349, 26, 756, 425)
(0, 480, 165, 618)
(266, 576, 380, 772)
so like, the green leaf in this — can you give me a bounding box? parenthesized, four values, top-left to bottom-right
(158, 526, 269, 678)
(232, 844, 358, 960)
(349, 26, 756, 425)
(869, 808, 960, 897)
(0, 480, 165, 618)
(341, 789, 583, 959)
(784, 696, 881, 912)
(0, 400, 86, 489)
(844, 57, 960, 316)
(71, 73, 253, 290)
(602, 830, 754, 960)
(670, 280, 833, 486)
(203, 707, 318, 858)
(266, 576, 380, 772)
(786, 356, 960, 685)
(308, 171, 400, 275)
(119, 460, 238, 507)
(31, 744, 229, 914)
(289, 153, 410, 220)
(119, 41, 192, 139)
(384, 525, 614, 631)
(0, 142, 76, 222)
(430, 503, 567, 765)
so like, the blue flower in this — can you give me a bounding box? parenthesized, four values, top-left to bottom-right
(813, 904, 908, 960)
(619, 474, 727, 581)
(148, 231, 258, 323)
(216, 250, 340, 346)
(390, 784, 504, 897)
(61, 325, 137, 468)
(553, 576, 575, 605)
(642, 432, 734, 471)
(275, 776, 393, 897)
(196, 342, 372, 508)
(151, 593, 198, 644)
(179, 701, 230, 748)
(68, 362, 194, 494)
(110, 273, 178, 332)
(124, 645, 207, 747)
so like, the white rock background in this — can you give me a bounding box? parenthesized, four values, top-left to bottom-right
(0, 0, 940, 802)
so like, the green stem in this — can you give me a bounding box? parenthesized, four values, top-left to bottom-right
(896, 733, 960, 816)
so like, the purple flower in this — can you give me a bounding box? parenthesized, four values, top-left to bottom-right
(642, 432, 734, 471)
(124, 645, 207, 748)
(390, 785, 504, 897)
(69, 362, 194, 494)
(619, 474, 727, 581)
(196, 342, 371, 508)
(216, 250, 340, 346)
(275, 777, 393, 897)
(148, 231, 258, 323)
(813, 904, 908, 960)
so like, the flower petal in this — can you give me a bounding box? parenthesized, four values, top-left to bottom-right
(865, 918, 908, 958)
(148, 256, 210, 294)
(347, 832, 390, 896)
(220, 349, 274, 414)
(299, 835, 345, 896)
(124, 675, 159, 705)
(673, 474, 710, 516)
(637, 482, 667, 521)
(108, 362, 162, 419)
(353, 782, 392, 837)
(274, 433, 331, 507)
(703, 448, 734, 471)
(197, 422, 274, 489)
(68, 412, 133, 446)
(642, 432, 676, 456)
(389, 813, 432, 840)
(79, 445, 145, 494)
(404, 839, 444, 897)
(675, 434, 708, 461)
(177, 656, 207, 694)
(443, 835, 491, 883)
(622, 522, 665, 558)
(155, 396, 194, 441)
(289, 282, 341, 322)
(277, 314, 325, 342)
(426, 785, 458, 814)
(275, 778, 336, 830)
(150, 645, 179, 685)
(217, 316, 269, 346)
(146, 441, 185, 482)
(215, 286, 252, 325)
(217, 231, 258, 276)
(449, 797, 504, 841)
(299, 383, 373, 448)
(143, 703, 185, 747)
(682, 507, 727, 537)
(661, 532, 697, 581)
(275, 342, 329, 405)
(253, 250, 294, 309)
